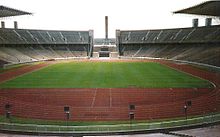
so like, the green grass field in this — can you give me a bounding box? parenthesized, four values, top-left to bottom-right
(0, 62, 212, 88)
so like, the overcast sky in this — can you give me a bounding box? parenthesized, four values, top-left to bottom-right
(1, 0, 219, 38)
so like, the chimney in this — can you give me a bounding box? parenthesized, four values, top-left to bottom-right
(205, 18, 212, 27)
(14, 21, 18, 29)
(105, 16, 108, 39)
(192, 18, 198, 27)
(1, 21, 5, 28)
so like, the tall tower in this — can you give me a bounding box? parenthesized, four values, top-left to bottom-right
(105, 16, 108, 40)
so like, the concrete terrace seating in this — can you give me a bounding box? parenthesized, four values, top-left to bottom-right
(0, 28, 92, 64)
(0, 47, 36, 63)
(94, 38, 116, 45)
(118, 25, 220, 67)
(14, 45, 45, 60)
(0, 28, 91, 45)
(0, 59, 8, 67)
(122, 44, 220, 66)
(0, 50, 19, 63)
(0, 29, 22, 44)
(120, 25, 220, 44)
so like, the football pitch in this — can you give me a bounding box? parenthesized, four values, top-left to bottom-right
(0, 62, 212, 88)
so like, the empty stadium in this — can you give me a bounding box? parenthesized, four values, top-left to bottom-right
(0, 1, 220, 136)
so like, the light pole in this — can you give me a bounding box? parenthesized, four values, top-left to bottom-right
(64, 106, 70, 126)
(129, 112, 134, 129)
(129, 104, 135, 129)
(5, 104, 11, 120)
(184, 100, 192, 121)
(65, 111, 70, 126)
(184, 105, 188, 120)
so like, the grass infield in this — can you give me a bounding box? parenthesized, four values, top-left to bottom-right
(0, 62, 212, 88)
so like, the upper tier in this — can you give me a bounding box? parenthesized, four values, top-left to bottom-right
(0, 28, 91, 45)
(118, 25, 220, 44)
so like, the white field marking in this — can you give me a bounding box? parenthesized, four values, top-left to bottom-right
(109, 88, 112, 108)
(91, 88, 97, 108)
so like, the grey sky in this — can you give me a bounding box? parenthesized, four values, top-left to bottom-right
(1, 0, 218, 38)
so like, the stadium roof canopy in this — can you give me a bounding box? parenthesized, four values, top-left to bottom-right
(0, 5, 32, 18)
(173, 1, 220, 17)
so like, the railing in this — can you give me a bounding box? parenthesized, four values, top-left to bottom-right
(0, 113, 220, 134)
